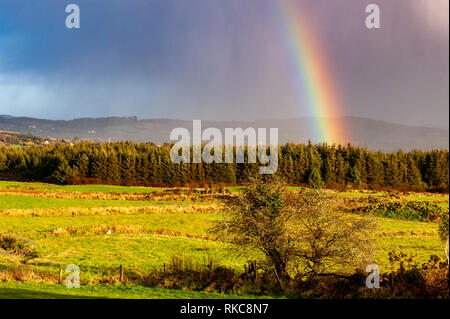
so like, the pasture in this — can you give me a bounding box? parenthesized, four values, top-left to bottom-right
(0, 180, 447, 298)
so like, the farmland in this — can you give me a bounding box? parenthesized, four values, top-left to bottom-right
(0, 180, 448, 298)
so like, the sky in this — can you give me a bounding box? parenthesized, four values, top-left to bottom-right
(0, 0, 448, 128)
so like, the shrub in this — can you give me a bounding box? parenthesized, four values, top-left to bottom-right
(0, 233, 39, 260)
(438, 216, 449, 242)
(212, 176, 375, 282)
(438, 216, 449, 263)
(358, 201, 448, 222)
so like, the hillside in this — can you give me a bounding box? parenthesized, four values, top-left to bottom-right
(0, 116, 448, 151)
(0, 130, 72, 146)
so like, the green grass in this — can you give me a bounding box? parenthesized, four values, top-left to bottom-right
(62, 184, 164, 193)
(0, 213, 216, 237)
(0, 282, 274, 299)
(1, 211, 443, 281)
(0, 211, 257, 282)
(0, 181, 448, 299)
(228, 186, 308, 193)
(226, 186, 243, 193)
(403, 194, 449, 202)
(27, 234, 258, 280)
(0, 180, 165, 193)
(373, 217, 444, 266)
(0, 194, 188, 210)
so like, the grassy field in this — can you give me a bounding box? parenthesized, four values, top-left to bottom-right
(0, 180, 447, 298)
(0, 194, 193, 210)
(0, 282, 280, 299)
(0, 180, 165, 193)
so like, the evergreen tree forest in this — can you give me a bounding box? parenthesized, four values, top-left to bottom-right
(0, 142, 448, 190)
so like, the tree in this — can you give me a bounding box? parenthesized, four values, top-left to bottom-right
(0, 141, 446, 189)
(211, 176, 293, 280)
(406, 156, 422, 186)
(280, 151, 294, 183)
(347, 165, 361, 186)
(52, 159, 77, 184)
(212, 177, 375, 282)
(76, 153, 90, 177)
(308, 166, 324, 189)
(106, 153, 121, 182)
(384, 154, 402, 187)
(91, 152, 110, 180)
(120, 152, 136, 183)
(0, 150, 6, 171)
(289, 191, 374, 277)
(366, 154, 384, 187)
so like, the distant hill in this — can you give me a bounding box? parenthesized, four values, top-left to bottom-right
(0, 115, 448, 151)
(0, 130, 72, 146)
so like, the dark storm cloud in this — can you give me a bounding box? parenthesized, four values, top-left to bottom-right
(0, 0, 448, 128)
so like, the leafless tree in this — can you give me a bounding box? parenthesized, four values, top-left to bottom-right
(211, 176, 375, 282)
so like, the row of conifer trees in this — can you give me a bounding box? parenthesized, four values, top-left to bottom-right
(0, 142, 448, 189)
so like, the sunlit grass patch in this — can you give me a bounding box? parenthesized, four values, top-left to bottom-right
(0, 194, 194, 210)
(26, 233, 259, 281)
(0, 180, 165, 194)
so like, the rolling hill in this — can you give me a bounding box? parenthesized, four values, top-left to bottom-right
(0, 115, 447, 151)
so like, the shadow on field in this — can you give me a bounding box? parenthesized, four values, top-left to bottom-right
(0, 288, 101, 299)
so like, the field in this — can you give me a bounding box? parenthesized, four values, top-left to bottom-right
(0, 180, 448, 299)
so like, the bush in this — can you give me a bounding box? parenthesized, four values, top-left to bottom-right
(438, 216, 449, 263)
(438, 217, 449, 242)
(0, 233, 39, 260)
(212, 176, 375, 282)
(358, 201, 448, 222)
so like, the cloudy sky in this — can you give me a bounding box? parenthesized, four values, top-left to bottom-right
(0, 0, 448, 128)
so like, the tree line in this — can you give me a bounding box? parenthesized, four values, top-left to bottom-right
(0, 142, 448, 190)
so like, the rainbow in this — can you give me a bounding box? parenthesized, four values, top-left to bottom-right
(275, 0, 347, 144)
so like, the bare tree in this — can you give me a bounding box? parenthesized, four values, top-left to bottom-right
(211, 177, 375, 282)
(211, 177, 294, 280)
(288, 190, 375, 278)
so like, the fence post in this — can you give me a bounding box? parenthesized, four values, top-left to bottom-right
(59, 268, 63, 284)
(163, 263, 166, 279)
(209, 261, 213, 281)
(119, 265, 124, 282)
